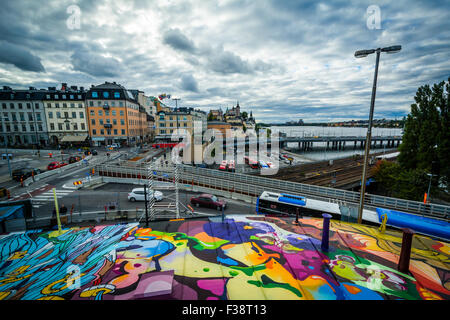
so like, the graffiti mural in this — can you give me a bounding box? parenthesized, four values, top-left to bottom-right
(0, 216, 448, 300)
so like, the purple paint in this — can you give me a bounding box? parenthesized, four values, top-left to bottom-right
(321, 214, 333, 252)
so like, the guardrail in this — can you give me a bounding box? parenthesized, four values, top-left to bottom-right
(23, 155, 93, 186)
(94, 164, 450, 221)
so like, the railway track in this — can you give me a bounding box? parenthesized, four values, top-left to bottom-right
(271, 151, 393, 189)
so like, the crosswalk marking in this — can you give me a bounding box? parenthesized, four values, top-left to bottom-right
(31, 189, 76, 208)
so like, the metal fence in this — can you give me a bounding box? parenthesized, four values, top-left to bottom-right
(94, 163, 450, 221)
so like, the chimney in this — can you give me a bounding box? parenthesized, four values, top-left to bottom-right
(61, 83, 67, 91)
(80, 87, 84, 91)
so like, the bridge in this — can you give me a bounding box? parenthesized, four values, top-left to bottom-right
(94, 163, 449, 222)
(279, 135, 402, 150)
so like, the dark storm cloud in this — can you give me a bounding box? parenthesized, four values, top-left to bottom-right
(0, 0, 449, 123)
(180, 74, 199, 92)
(0, 41, 45, 72)
(163, 28, 197, 54)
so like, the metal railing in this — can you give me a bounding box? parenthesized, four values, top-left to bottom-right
(94, 164, 450, 221)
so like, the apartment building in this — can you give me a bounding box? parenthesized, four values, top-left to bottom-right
(155, 107, 207, 141)
(43, 84, 89, 146)
(86, 82, 147, 146)
(0, 86, 49, 147)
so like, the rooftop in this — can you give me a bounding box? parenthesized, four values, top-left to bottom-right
(0, 215, 448, 300)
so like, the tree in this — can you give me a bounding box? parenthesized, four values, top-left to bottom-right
(398, 77, 449, 187)
(241, 111, 248, 120)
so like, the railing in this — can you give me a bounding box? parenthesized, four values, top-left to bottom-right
(94, 164, 450, 221)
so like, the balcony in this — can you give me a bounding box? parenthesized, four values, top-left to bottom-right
(103, 103, 110, 110)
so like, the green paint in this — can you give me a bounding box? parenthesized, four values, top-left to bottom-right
(229, 264, 266, 277)
(203, 268, 210, 272)
(247, 279, 303, 299)
(229, 270, 239, 277)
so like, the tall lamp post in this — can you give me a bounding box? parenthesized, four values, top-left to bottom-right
(355, 45, 401, 224)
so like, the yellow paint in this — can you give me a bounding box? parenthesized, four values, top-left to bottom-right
(48, 229, 70, 238)
(37, 296, 65, 300)
(41, 272, 84, 295)
(0, 291, 11, 300)
(7, 251, 27, 260)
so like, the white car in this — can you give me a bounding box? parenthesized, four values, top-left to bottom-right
(128, 188, 163, 202)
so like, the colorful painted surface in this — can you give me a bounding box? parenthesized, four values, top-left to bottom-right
(0, 216, 448, 300)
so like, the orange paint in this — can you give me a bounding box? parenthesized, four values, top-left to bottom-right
(343, 283, 362, 295)
(195, 232, 226, 244)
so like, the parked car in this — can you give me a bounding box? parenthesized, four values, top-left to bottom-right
(190, 194, 226, 211)
(12, 168, 42, 181)
(84, 149, 98, 156)
(106, 143, 120, 150)
(128, 188, 163, 202)
(47, 161, 68, 170)
(68, 156, 81, 164)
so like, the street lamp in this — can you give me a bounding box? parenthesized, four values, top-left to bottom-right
(355, 45, 401, 224)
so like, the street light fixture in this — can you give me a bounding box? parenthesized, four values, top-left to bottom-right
(355, 45, 402, 224)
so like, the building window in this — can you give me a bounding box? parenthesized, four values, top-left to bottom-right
(90, 110, 95, 116)
(113, 119, 117, 125)
(50, 123, 55, 130)
(56, 112, 61, 119)
(11, 113, 17, 121)
(119, 110, 124, 116)
(73, 123, 78, 130)
(91, 119, 95, 125)
(22, 125, 27, 132)
(81, 123, 85, 130)
(106, 118, 110, 124)
(89, 101, 94, 107)
(36, 113, 41, 121)
(112, 110, 116, 116)
(120, 119, 125, 125)
(92, 92, 98, 98)
(47, 103, 51, 108)
(78, 103, 82, 108)
(114, 92, 120, 98)
(70, 103, 75, 108)
(28, 113, 33, 121)
(2, 103, 6, 109)
(55, 103, 60, 108)
(114, 129, 117, 135)
(119, 102, 124, 107)
(10, 103, 14, 109)
(62, 95, 66, 99)
(26, 103, 31, 109)
(63, 103, 67, 108)
(35, 103, 39, 109)
(72, 112, 77, 119)
(30, 124, 34, 131)
(100, 129, 104, 135)
(65, 123, 70, 130)
(18, 103, 23, 109)
(99, 119, 104, 125)
(55, 94, 59, 99)
(105, 110, 110, 116)
(79, 112, 84, 119)
(103, 91, 109, 98)
(14, 125, 19, 132)
(121, 129, 125, 135)
(111, 101, 115, 107)
(38, 124, 43, 131)
(64, 112, 69, 119)
(92, 129, 97, 135)
(70, 95, 74, 99)
(98, 110, 103, 116)
(58, 123, 63, 131)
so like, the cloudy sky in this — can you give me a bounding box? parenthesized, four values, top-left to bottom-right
(0, 0, 449, 123)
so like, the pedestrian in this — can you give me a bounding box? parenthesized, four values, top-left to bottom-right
(60, 204, 68, 214)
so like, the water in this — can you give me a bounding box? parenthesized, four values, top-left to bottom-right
(270, 126, 403, 161)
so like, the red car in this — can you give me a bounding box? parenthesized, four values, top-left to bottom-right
(47, 161, 68, 170)
(190, 194, 226, 211)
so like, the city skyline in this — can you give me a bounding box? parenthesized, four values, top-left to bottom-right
(0, 0, 449, 123)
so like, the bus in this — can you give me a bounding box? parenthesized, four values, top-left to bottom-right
(219, 160, 227, 171)
(257, 191, 306, 216)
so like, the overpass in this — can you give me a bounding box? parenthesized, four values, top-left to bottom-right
(94, 163, 449, 222)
